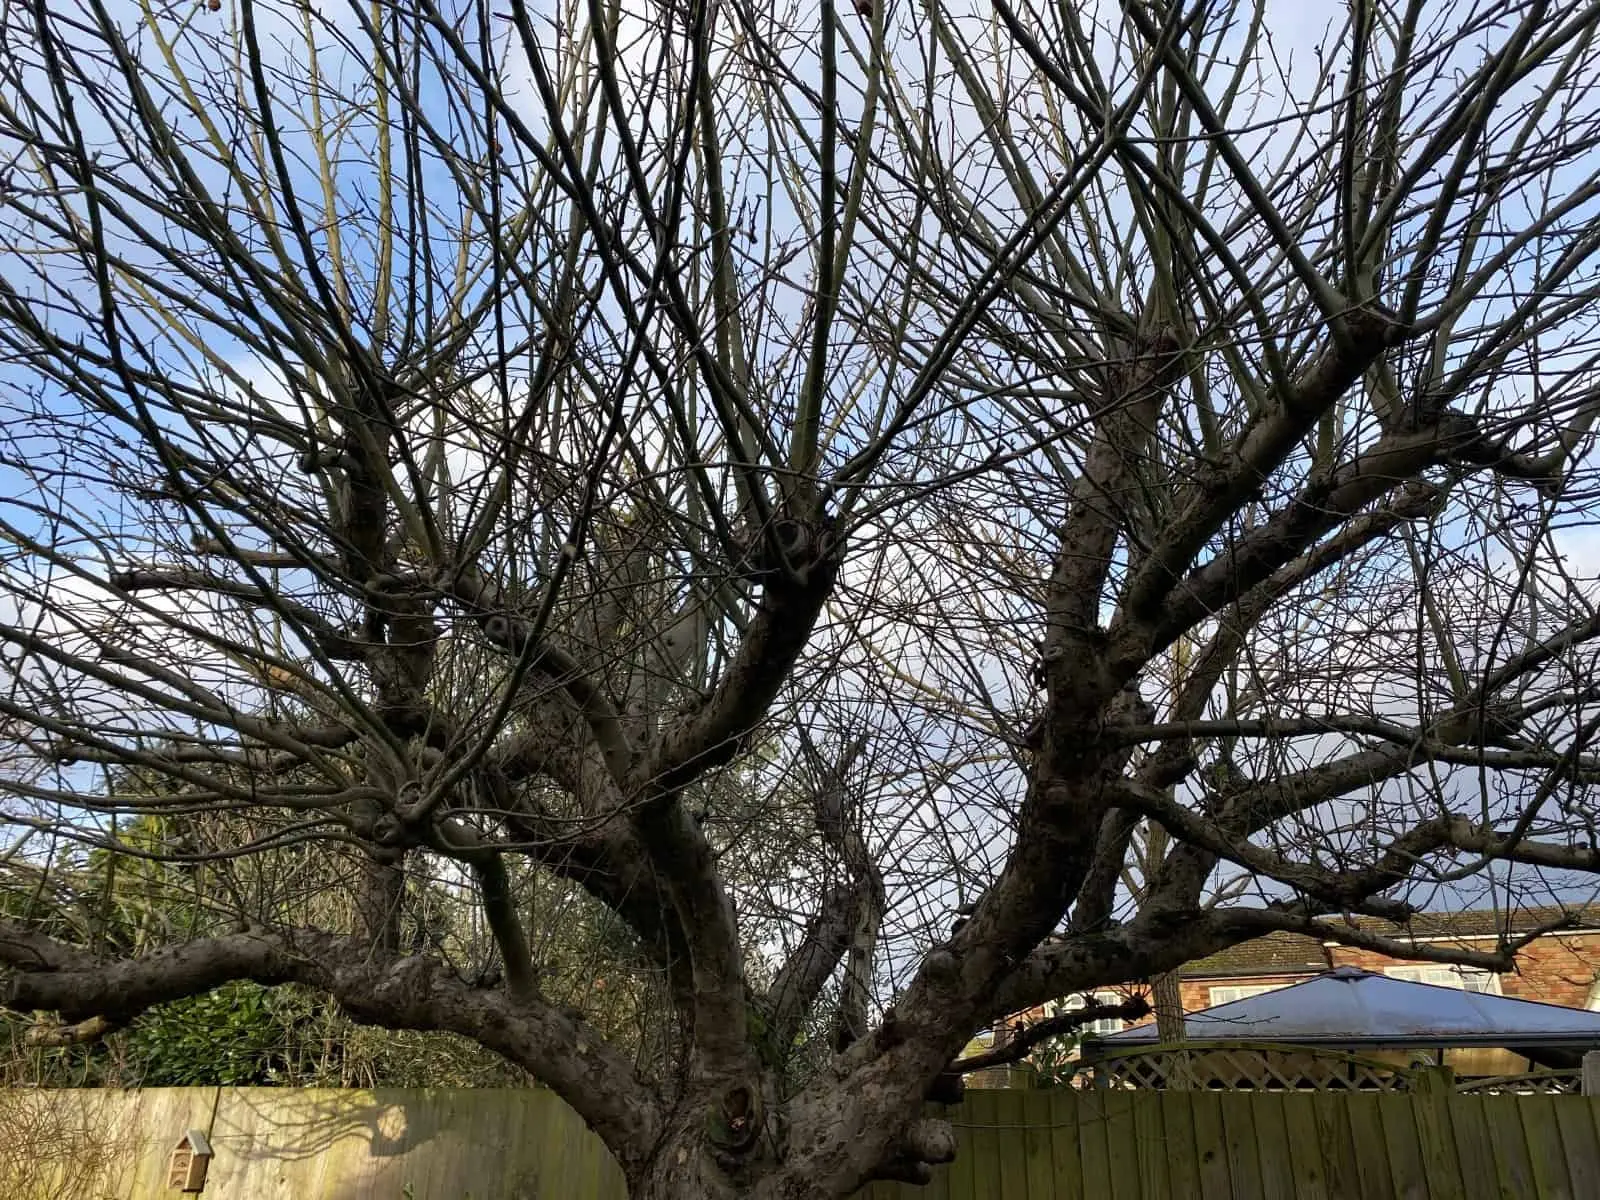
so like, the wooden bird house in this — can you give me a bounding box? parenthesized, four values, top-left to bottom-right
(167, 1129, 213, 1193)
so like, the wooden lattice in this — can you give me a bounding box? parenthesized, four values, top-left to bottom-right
(1083, 1041, 1423, 1092)
(1453, 1069, 1581, 1095)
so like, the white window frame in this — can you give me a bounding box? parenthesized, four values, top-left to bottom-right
(1383, 964, 1502, 994)
(1207, 982, 1287, 1006)
(1048, 991, 1125, 1036)
(1586, 979, 1600, 1011)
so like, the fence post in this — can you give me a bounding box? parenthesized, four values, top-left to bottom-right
(1584, 1051, 1600, 1096)
(1412, 1065, 1459, 1192)
(1415, 1064, 1455, 1092)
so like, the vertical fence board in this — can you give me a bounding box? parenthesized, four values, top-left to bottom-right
(1589, 1091, 1600, 1174)
(1344, 1092, 1399, 1200)
(1102, 1090, 1143, 1200)
(1077, 1090, 1114, 1197)
(1218, 1092, 1264, 1198)
(1251, 1091, 1297, 1199)
(1280, 1094, 1328, 1200)
(1019, 1093, 1054, 1200)
(1415, 1074, 1465, 1200)
(1047, 1089, 1083, 1199)
(1519, 1094, 1574, 1200)
(1484, 1095, 1541, 1200)
(1378, 1092, 1431, 1200)
(993, 1090, 1029, 1199)
(1187, 1090, 1233, 1198)
(1439, 1093, 1498, 1200)
(960, 1091, 1000, 1200)
(1553, 1097, 1600, 1200)
(418, 1090, 456, 1200)
(1310, 1092, 1362, 1200)
(1132, 1093, 1170, 1200)
(1156, 1089, 1199, 1197)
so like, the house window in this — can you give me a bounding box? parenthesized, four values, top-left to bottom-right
(1048, 991, 1125, 1036)
(1586, 979, 1600, 1011)
(1384, 965, 1501, 994)
(1208, 983, 1287, 1006)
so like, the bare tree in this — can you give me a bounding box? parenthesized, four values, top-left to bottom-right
(5, 0, 1600, 1195)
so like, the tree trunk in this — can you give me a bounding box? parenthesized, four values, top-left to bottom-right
(630, 1119, 812, 1200)
(632, 1144, 749, 1200)
(628, 1081, 806, 1200)
(1152, 969, 1189, 1090)
(627, 1080, 950, 1200)
(1152, 969, 1185, 1042)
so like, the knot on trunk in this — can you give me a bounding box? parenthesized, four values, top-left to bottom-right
(869, 1117, 958, 1186)
(705, 1083, 763, 1156)
(735, 508, 843, 587)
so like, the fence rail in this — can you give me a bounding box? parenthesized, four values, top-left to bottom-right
(4, 1084, 1599, 1198)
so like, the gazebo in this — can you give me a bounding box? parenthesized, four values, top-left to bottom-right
(1078, 966, 1600, 1091)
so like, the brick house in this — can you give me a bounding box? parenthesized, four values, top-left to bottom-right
(1174, 907, 1600, 1017)
(1004, 906, 1600, 1051)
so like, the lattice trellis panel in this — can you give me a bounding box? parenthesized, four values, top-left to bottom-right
(1083, 1042, 1423, 1092)
(1454, 1069, 1581, 1095)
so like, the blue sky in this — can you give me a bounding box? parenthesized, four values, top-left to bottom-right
(6, 0, 1600, 1005)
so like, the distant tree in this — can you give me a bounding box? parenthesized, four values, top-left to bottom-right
(4, 2, 1600, 1196)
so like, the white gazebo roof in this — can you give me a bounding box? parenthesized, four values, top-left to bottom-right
(1088, 966, 1600, 1053)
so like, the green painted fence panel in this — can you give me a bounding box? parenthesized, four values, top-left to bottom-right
(1218, 1091, 1264, 1197)
(1439, 1093, 1497, 1200)
(5, 1085, 1600, 1198)
(1554, 1097, 1600, 1199)
(1414, 1073, 1465, 1200)
(994, 1090, 1030, 1199)
(1077, 1089, 1114, 1196)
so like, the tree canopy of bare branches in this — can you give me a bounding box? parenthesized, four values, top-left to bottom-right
(6, 0, 1600, 1195)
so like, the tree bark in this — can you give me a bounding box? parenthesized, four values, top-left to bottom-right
(1152, 970, 1185, 1042)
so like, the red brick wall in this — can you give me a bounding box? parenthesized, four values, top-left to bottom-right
(1000, 931, 1600, 1038)
(1325, 933, 1600, 1008)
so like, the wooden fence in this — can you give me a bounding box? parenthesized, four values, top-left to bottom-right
(0, 1086, 623, 1200)
(4, 1084, 1599, 1198)
(860, 1084, 1600, 1200)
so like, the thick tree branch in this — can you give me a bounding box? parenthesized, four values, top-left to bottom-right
(1042, 326, 1179, 716)
(1113, 415, 1486, 669)
(108, 567, 367, 660)
(764, 882, 862, 1049)
(951, 996, 1150, 1074)
(0, 923, 660, 1171)
(1111, 779, 1446, 917)
(446, 567, 637, 787)
(1116, 307, 1399, 628)
(646, 528, 842, 793)
(1441, 818, 1600, 872)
